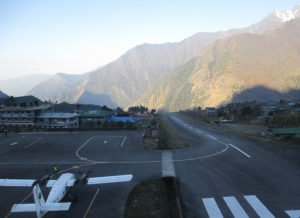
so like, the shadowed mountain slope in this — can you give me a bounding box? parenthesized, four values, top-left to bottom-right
(136, 19, 300, 111)
(27, 4, 300, 108)
(0, 90, 7, 99)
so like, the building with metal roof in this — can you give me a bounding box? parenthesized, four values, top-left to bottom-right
(107, 116, 143, 123)
(36, 113, 78, 128)
(0, 95, 79, 128)
(78, 110, 115, 118)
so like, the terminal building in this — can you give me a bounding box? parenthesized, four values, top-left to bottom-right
(36, 113, 78, 128)
(0, 96, 78, 128)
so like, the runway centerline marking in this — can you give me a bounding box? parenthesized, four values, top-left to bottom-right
(120, 136, 127, 147)
(83, 188, 100, 218)
(229, 144, 251, 158)
(171, 114, 251, 159)
(207, 135, 218, 140)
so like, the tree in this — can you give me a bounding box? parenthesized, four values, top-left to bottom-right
(102, 105, 113, 111)
(128, 105, 149, 114)
(150, 109, 156, 114)
(116, 107, 123, 112)
(240, 106, 253, 119)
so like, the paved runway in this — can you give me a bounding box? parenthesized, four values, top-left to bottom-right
(168, 113, 300, 218)
(0, 115, 300, 218)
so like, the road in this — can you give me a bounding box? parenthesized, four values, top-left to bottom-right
(0, 114, 300, 218)
(167, 113, 300, 218)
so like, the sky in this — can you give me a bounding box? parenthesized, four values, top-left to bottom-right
(0, 0, 299, 80)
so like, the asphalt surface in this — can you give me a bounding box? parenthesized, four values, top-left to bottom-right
(0, 130, 162, 218)
(168, 113, 300, 218)
(0, 114, 300, 218)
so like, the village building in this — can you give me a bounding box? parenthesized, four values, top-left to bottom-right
(0, 96, 52, 127)
(78, 110, 115, 128)
(0, 96, 79, 128)
(204, 107, 217, 116)
(36, 113, 78, 128)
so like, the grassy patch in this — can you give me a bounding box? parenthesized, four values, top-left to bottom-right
(124, 178, 178, 218)
(158, 114, 188, 149)
(142, 138, 159, 149)
(142, 118, 152, 126)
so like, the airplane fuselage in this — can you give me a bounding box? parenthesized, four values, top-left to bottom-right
(46, 173, 75, 203)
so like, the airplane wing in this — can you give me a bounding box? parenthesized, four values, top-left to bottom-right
(87, 174, 133, 185)
(0, 179, 36, 187)
(11, 202, 71, 212)
(0, 179, 57, 187)
(11, 203, 36, 212)
(66, 174, 133, 186)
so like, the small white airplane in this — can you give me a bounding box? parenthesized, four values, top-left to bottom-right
(0, 172, 133, 218)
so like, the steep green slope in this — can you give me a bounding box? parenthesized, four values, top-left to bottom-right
(136, 19, 300, 111)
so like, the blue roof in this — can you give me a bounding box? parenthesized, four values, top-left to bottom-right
(206, 109, 216, 113)
(107, 116, 143, 123)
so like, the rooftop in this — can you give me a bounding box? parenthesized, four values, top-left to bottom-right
(38, 113, 78, 119)
(79, 110, 115, 118)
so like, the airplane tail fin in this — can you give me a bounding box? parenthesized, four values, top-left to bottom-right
(32, 184, 47, 218)
(11, 184, 71, 218)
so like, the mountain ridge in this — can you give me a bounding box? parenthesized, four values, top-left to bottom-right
(135, 18, 300, 111)
(0, 90, 7, 99)
(27, 4, 300, 108)
(0, 74, 52, 97)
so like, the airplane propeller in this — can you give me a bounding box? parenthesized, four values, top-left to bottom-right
(74, 171, 91, 185)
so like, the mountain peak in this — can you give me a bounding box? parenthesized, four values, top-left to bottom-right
(272, 4, 300, 22)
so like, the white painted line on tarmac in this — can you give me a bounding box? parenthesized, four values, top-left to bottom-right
(229, 144, 251, 158)
(0, 161, 91, 165)
(76, 136, 95, 161)
(207, 135, 218, 140)
(120, 136, 127, 147)
(223, 196, 249, 218)
(202, 198, 224, 218)
(10, 142, 18, 146)
(19, 132, 78, 135)
(244, 195, 275, 218)
(104, 140, 107, 144)
(83, 188, 100, 218)
(162, 151, 175, 177)
(25, 137, 42, 148)
(285, 210, 300, 218)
